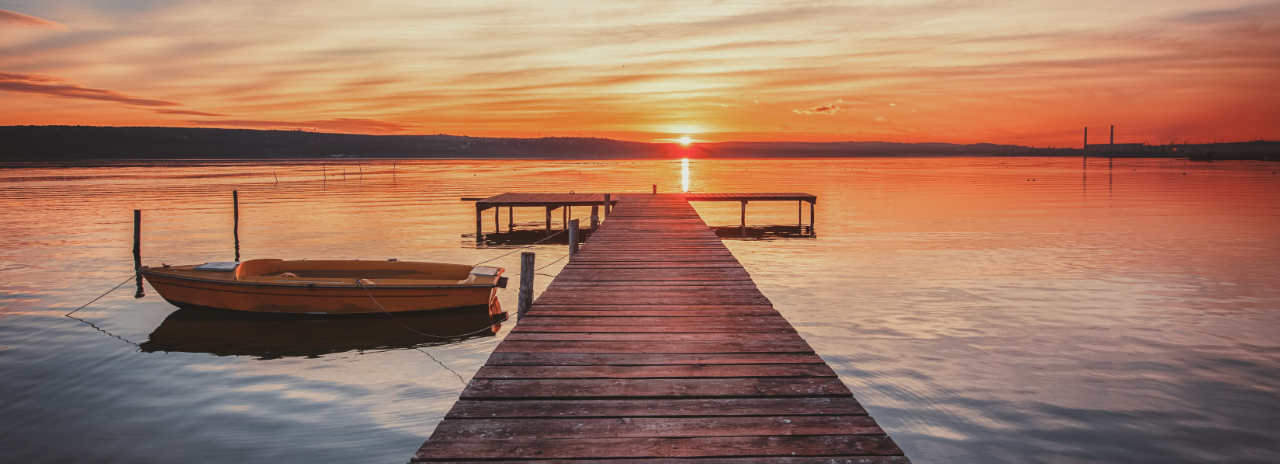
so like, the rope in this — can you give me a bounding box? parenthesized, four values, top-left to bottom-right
(536, 253, 569, 271)
(65, 273, 138, 316)
(472, 227, 569, 266)
(358, 280, 510, 339)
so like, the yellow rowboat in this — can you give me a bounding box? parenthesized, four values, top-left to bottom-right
(140, 259, 506, 315)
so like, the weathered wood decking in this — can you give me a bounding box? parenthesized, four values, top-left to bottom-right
(413, 194, 907, 463)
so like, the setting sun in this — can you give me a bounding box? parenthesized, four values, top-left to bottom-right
(679, 136, 692, 146)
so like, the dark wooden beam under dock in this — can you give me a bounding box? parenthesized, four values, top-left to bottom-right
(412, 193, 907, 462)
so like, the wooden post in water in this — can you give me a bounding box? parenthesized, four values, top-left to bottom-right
(545, 207, 553, 234)
(562, 205, 567, 229)
(133, 210, 144, 298)
(798, 200, 802, 230)
(475, 204, 484, 244)
(232, 191, 240, 262)
(517, 252, 535, 320)
(568, 219, 579, 257)
(740, 200, 747, 237)
(590, 205, 599, 229)
(603, 194, 611, 216)
(809, 200, 815, 235)
(133, 210, 142, 263)
(508, 206, 514, 232)
(494, 207, 499, 234)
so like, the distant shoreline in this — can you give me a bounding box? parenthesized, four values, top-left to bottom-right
(2, 126, 1275, 161)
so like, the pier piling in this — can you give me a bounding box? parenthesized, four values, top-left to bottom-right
(517, 252, 535, 320)
(568, 219, 579, 257)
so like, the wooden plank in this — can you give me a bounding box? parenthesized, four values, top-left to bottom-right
(504, 332, 803, 342)
(516, 316, 790, 326)
(444, 397, 868, 419)
(429, 416, 884, 440)
(511, 324, 794, 333)
(492, 340, 814, 354)
(414, 435, 902, 460)
(526, 309, 781, 316)
(485, 353, 828, 366)
(460, 378, 853, 399)
(474, 364, 837, 379)
(422, 458, 909, 464)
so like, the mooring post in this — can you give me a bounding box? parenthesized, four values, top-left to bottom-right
(590, 205, 599, 229)
(568, 219, 579, 258)
(545, 207, 553, 233)
(232, 191, 240, 262)
(562, 205, 567, 229)
(508, 206, 514, 232)
(133, 209, 141, 264)
(740, 200, 747, 237)
(133, 209, 144, 298)
(603, 194, 611, 216)
(518, 252, 535, 320)
(494, 207, 499, 233)
(475, 204, 484, 244)
(798, 200, 802, 230)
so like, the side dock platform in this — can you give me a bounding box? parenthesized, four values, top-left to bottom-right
(413, 193, 909, 463)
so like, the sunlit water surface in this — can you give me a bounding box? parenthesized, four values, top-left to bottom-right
(1, 158, 1277, 463)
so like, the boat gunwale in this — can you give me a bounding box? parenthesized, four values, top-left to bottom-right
(141, 270, 502, 289)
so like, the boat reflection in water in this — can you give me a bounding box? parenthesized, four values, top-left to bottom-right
(140, 298, 505, 359)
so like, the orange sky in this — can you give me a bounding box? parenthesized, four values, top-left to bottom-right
(2, 1, 1278, 146)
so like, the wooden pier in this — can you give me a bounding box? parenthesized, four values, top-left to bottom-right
(470, 192, 816, 239)
(414, 193, 907, 462)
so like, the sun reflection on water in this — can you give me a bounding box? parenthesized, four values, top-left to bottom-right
(682, 158, 690, 192)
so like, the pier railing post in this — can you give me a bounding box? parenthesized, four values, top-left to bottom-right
(545, 206, 553, 234)
(568, 219, 579, 257)
(603, 194, 611, 216)
(518, 252, 535, 320)
(740, 200, 747, 236)
(590, 205, 599, 229)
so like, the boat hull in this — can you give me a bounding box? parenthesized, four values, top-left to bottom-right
(141, 259, 503, 315)
(145, 273, 498, 315)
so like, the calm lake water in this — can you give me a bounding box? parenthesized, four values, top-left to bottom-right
(1, 158, 1277, 463)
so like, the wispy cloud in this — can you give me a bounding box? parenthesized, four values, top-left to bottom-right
(0, 9, 65, 29)
(793, 102, 845, 115)
(0, 72, 180, 106)
(191, 118, 416, 134)
(152, 109, 226, 116)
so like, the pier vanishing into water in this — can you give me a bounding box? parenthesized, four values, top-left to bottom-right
(413, 193, 907, 462)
